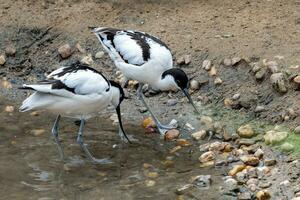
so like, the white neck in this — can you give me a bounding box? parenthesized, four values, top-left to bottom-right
(154, 75, 178, 91)
(110, 86, 120, 108)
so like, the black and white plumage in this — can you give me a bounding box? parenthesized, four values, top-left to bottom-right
(19, 61, 129, 164)
(92, 27, 200, 135)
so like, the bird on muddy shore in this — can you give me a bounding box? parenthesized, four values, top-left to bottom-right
(90, 27, 200, 136)
(19, 61, 130, 164)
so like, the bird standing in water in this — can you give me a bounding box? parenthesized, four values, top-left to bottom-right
(19, 62, 129, 164)
(91, 27, 200, 135)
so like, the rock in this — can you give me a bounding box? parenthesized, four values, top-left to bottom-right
(247, 178, 259, 186)
(200, 116, 213, 129)
(165, 129, 180, 141)
(264, 60, 279, 73)
(256, 190, 271, 200)
(259, 182, 272, 188)
(232, 93, 241, 100)
(223, 58, 232, 66)
(264, 158, 276, 166)
(146, 172, 159, 179)
(293, 76, 300, 85)
(199, 161, 214, 168)
(264, 130, 288, 145)
(214, 77, 223, 85)
(176, 56, 185, 65)
(236, 171, 248, 183)
(237, 124, 255, 138)
(190, 80, 200, 90)
(252, 63, 261, 73)
(224, 143, 234, 152)
(238, 191, 252, 200)
(142, 117, 156, 128)
(4, 105, 14, 112)
(190, 175, 211, 187)
(199, 143, 210, 152)
(223, 129, 233, 141)
(145, 180, 156, 187)
(254, 149, 264, 159)
(30, 129, 45, 136)
(58, 44, 72, 58)
(95, 51, 105, 59)
(229, 165, 246, 176)
(167, 99, 178, 106)
(184, 54, 192, 65)
(255, 106, 265, 113)
(0, 55, 6, 65)
(209, 141, 225, 151)
(191, 130, 207, 140)
(240, 156, 259, 166)
(143, 163, 154, 169)
(0, 80, 12, 89)
(5, 45, 16, 56)
(281, 142, 294, 152)
(199, 151, 215, 163)
(175, 184, 193, 195)
(184, 123, 195, 131)
(231, 57, 241, 65)
(279, 180, 290, 187)
(169, 146, 182, 154)
(270, 73, 287, 93)
(202, 59, 212, 70)
(30, 111, 40, 116)
(176, 139, 191, 147)
(295, 126, 300, 134)
(81, 54, 94, 65)
(238, 139, 255, 146)
(75, 43, 86, 53)
(161, 160, 174, 167)
(255, 68, 267, 80)
(223, 178, 238, 191)
(224, 98, 234, 108)
(209, 66, 217, 76)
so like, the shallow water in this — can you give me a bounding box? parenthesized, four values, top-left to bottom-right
(0, 98, 225, 200)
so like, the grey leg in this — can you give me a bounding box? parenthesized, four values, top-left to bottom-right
(51, 115, 64, 160)
(76, 119, 112, 164)
(137, 84, 176, 136)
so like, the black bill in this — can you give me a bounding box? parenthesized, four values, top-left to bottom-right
(182, 88, 201, 114)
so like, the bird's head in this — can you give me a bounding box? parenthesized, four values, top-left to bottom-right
(161, 69, 200, 114)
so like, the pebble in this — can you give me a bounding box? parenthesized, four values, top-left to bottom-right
(81, 54, 93, 65)
(232, 93, 241, 100)
(199, 143, 210, 152)
(293, 76, 300, 85)
(240, 156, 259, 166)
(255, 106, 265, 113)
(202, 59, 212, 70)
(223, 58, 232, 66)
(75, 43, 86, 53)
(255, 68, 267, 80)
(295, 126, 300, 134)
(256, 190, 271, 200)
(189, 79, 200, 90)
(238, 191, 252, 200)
(95, 51, 105, 59)
(1, 80, 12, 89)
(252, 63, 261, 73)
(4, 105, 14, 112)
(199, 151, 215, 163)
(58, 44, 72, 58)
(229, 164, 246, 176)
(184, 123, 195, 130)
(167, 98, 178, 106)
(5, 44, 16, 56)
(200, 116, 213, 129)
(209, 141, 225, 151)
(191, 130, 207, 140)
(223, 178, 238, 191)
(246, 178, 259, 186)
(214, 77, 223, 85)
(264, 130, 288, 145)
(175, 184, 193, 195)
(142, 117, 156, 128)
(30, 129, 45, 136)
(270, 73, 287, 93)
(184, 54, 192, 65)
(259, 182, 272, 188)
(0, 55, 6, 65)
(199, 161, 214, 168)
(237, 124, 255, 138)
(190, 175, 211, 187)
(224, 98, 234, 108)
(30, 111, 40, 116)
(238, 139, 255, 146)
(176, 56, 185, 65)
(231, 57, 241, 65)
(209, 66, 217, 76)
(254, 149, 264, 159)
(281, 142, 294, 152)
(143, 163, 154, 169)
(176, 139, 191, 147)
(165, 129, 180, 141)
(145, 180, 156, 187)
(146, 172, 159, 179)
(236, 171, 248, 183)
(170, 146, 182, 154)
(264, 158, 276, 166)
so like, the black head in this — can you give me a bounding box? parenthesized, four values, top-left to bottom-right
(162, 68, 189, 90)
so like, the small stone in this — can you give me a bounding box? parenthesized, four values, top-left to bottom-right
(223, 129, 232, 141)
(95, 51, 105, 59)
(232, 57, 241, 65)
(240, 155, 259, 166)
(142, 117, 156, 128)
(170, 146, 182, 154)
(30, 111, 40, 116)
(184, 123, 195, 131)
(199, 151, 215, 163)
(202, 59, 212, 70)
(0, 55, 6, 65)
(214, 77, 223, 85)
(4, 105, 14, 112)
(190, 175, 211, 187)
(165, 129, 180, 141)
(209, 141, 226, 151)
(209, 66, 217, 76)
(256, 190, 271, 200)
(238, 139, 255, 146)
(237, 124, 255, 138)
(81, 54, 93, 65)
(128, 80, 139, 88)
(254, 149, 264, 159)
(223, 58, 232, 66)
(255, 68, 267, 80)
(175, 184, 193, 195)
(223, 178, 238, 191)
(270, 73, 287, 93)
(264, 130, 288, 145)
(161, 160, 174, 167)
(255, 106, 265, 113)
(190, 80, 200, 90)
(259, 182, 272, 188)
(223, 143, 234, 152)
(247, 178, 259, 186)
(264, 158, 276, 166)
(191, 130, 207, 140)
(281, 142, 294, 152)
(145, 180, 156, 187)
(279, 180, 290, 187)
(176, 139, 191, 147)
(224, 98, 234, 108)
(200, 116, 213, 129)
(176, 56, 185, 65)
(228, 164, 246, 176)
(146, 172, 159, 179)
(143, 163, 153, 169)
(264, 60, 279, 73)
(293, 76, 300, 85)
(5, 45, 16, 56)
(199, 143, 210, 152)
(232, 93, 241, 100)
(75, 43, 86, 53)
(169, 119, 179, 128)
(238, 191, 251, 200)
(294, 126, 300, 134)
(30, 129, 45, 136)
(252, 63, 261, 73)
(199, 161, 214, 168)
(167, 99, 178, 106)
(58, 44, 72, 59)
(184, 54, 192, 65)
(236, 171, 248, 183)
